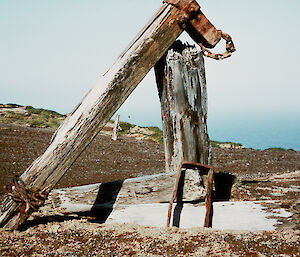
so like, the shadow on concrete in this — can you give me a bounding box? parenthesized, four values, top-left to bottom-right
(214, 173, 236, 201)
(172, 170, 185, 227)
(88, 180, 124, 223)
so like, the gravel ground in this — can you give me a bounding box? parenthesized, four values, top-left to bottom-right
(0, 124, 299, 256)
(1, 221, 299, 256)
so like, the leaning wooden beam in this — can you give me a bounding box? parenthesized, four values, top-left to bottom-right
(0, 0, 222, 230)
(155, 41, 213, 227)
(40, 171, 208, 215)
(0, 3, 184, 230)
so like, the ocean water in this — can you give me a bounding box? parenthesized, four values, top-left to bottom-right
(114, 110, 300, 151)
(207, 112, 300, 151)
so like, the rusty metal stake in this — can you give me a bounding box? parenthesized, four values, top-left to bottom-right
(204, 167, 214, 227)
(166, 161, 214, 228)
(166, 163, 184, 227)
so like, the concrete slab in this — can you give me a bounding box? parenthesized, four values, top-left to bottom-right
(106, 201, 292, 231)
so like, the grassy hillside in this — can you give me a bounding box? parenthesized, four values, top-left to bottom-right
(0, 103, 246, 148)
(0, 103, 65, 129)
(1, 103, 297, 152)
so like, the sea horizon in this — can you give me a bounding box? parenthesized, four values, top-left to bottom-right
(112, 110, 300, 151)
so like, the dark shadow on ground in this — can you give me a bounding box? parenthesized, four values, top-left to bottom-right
(19, 215, 83, 231)
(88, 180, 124, 223)
(172, 171, 236, 227)
(20, 180, 124, 230)
(213, 173, 236, 201)
(172, 170, 185, 227)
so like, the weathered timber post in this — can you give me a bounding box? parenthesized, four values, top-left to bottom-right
(155, 41, 212, 181)
(0, 0, 226, 230)
(112, 114, 120, 141)
(155, 41, 213, 226)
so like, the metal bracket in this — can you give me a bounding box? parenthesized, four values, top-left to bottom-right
(166, 161, 214, 227)
(164, 0, 236, 58)
(163, 0, 200, 24)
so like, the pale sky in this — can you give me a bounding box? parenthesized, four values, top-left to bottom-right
(1, 0, 299, 150)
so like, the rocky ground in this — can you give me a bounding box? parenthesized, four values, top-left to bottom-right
(0, 121, 299, 256)
(0, 221, 299, 256)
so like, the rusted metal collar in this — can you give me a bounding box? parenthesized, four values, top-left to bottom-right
(181, 161, 213, 174)
(3, 177, 51, 224)
(163, 0, 201, 23)
(164, 0, 236, 60)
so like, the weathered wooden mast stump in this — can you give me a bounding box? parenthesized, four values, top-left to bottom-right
(156, 41, 211, 171)
(155, 41, 213, 227)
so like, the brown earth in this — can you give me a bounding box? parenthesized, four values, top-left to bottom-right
(1, 123, 299, 193)
(0, 123, 299, 256)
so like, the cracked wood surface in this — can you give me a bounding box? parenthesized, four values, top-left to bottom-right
(155, 42, 211, 173)
(155, 42, 211, 196)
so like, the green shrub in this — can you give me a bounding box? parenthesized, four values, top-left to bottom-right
(119, 121, 135, 133)
(5, 111, 24, 120)
(146, 126, 163, 144)
(48, 118, 62, 129)
(210, 140, 221, 148)
(41, 112, 50, 119)
(29, 119, 45, 127)
(25, 106, 63, 117)
(25, 106, 42, 114)
(265, 147, 287, 151)
(210, 140, 243, 148)
(223, 141, 242, 146)
(5, 103, 22, 108)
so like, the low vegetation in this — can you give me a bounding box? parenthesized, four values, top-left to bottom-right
(0, 103, 244, 146)
(265, 147, 295, 151)
(118, 121, 163, 143)
(145, 126, 164, 144)
(0, 103, 22, 109)
(119, 121, 135, 135)
(0, 104, 65, 129)
(1, 103, 294, 150)
(210, 140, 243, 149)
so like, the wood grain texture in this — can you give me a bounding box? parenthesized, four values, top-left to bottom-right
(155, 41, 212, 173)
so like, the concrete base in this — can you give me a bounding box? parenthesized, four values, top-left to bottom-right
(106, 201, 291, 231)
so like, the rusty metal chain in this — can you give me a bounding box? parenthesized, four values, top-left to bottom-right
(164, 0, 236, 60)
(199, 31, 236, 60)
(3, 177, 51, 221)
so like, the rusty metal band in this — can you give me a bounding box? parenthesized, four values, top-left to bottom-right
(181, 161, 213, 171)
(3, 177, 51, 218)
(163, 0, 200, 23)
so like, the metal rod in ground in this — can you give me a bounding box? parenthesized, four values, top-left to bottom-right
(204, 168, 214, 227)
(166, 162, 184, 227)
